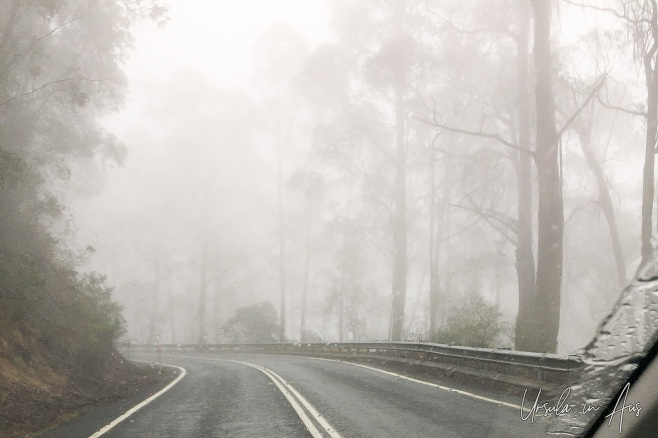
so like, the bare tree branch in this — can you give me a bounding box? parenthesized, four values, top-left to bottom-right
(438, 216, 482, 243)
(2, 18, 80, 73)
(646, 0, 658, 81)
(449, 193, 518, 247)
(423, 4, 492, 36)
(596, 94, 647, 117)
(451, 200, 518, 247)
(557, 74, 607, 138)
(358, 228, 393, 262)
(415, 114, 533, 157)
(0, 76, 113, 107)
(560, 0, 650, 25)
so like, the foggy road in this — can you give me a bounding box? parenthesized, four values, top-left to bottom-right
(45, 353, 546, 438)
(5, 2, 656, 438)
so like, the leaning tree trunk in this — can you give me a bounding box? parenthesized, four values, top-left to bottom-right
(577, 126, 627, 286)
(514, 0, 537, 352)
(531, 0, 563, 354)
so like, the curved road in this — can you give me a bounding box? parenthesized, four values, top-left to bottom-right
(44, 352, 548, 437)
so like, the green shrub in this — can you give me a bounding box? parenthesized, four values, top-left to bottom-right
(222, 302, 279, 343)
(431, 291, 513, 348)
(0, 251, 45, 325)
(73, 272, 126, 355)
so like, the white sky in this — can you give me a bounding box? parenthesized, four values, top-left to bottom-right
(78, 0, 331, 274)
(125, 0, 329, 90)
(103, 0, 330, 138)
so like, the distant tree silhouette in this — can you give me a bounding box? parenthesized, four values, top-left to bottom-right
(222, 302, 280, 343)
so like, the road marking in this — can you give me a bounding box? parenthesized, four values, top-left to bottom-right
(87, 363, 186, 438)
(260, 367, 326, 438)
(168, 354, 341, 438)
(230, 360, 342, 438)
(232, 361, 326, 438)
(165, 352, 521, 415)
(304, 356, 522, 410)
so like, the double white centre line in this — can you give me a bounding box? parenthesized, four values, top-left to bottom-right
(230, 360, 342, 438)
(172, 354, 342, 438)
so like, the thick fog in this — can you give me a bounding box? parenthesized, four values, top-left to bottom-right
(57, 0, 649, 354)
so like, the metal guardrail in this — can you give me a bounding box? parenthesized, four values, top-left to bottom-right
(122, 341, 584, 385)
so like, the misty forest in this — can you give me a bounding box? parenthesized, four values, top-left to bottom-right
(3, 0, 658, 366)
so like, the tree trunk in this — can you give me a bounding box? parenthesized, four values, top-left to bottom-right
(197, 240, 208, 345)
(146, 245, 161, 344)
(300, 218, 311, 342)
(389, 0, 408, 342)
(169, 279, 176, 344)
(349, 268, 359, 340)
(439, 160, 453, 329)
(429, 153, 452, 334)
(577, 127, 627, 286)
(278, 152, 286, 342)
(146, 280, 160, 344)
(642, 32, 658, 267)
(514, 1, 537, 352)
(338, 268, 346, 342)
(428, 157, 440, 334)
(531, 0, 563, 354)
(389, 91, 408, 341)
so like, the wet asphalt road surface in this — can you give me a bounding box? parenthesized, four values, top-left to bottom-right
(43, 352, 548, 437)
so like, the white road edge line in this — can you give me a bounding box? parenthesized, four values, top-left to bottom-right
(305, 356, 522, 411)
(87, 363, 187, 438)
(230, 360, 343, 438)
(167, 354, 343, 437)
(165, 352, 522, 412)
